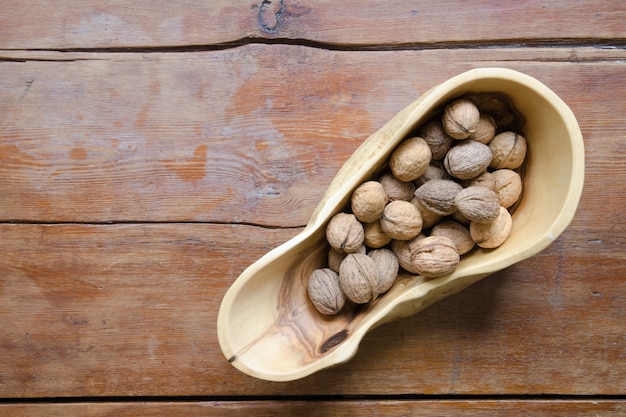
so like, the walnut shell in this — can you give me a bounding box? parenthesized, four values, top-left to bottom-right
(444, 140, 493, 180)
(431, 220, 475, 255)
(363, 220, 392, 249)
(410, 197, 442, 230)
(380, 200, 423, 240)
(326, 212, 364, 253)
(418, 121, 454, 160)
(442, 98, 480, 140)
(468, 114, 496, 144)
(454, 186, 500, 224)
(328, 244, 366, 273)
(391, 234, 426, 274)
(470, 206, 513, 248)
(379, 172, 416, 201)
(389, 137, 432, 182)
(409, 236, 460, 278)
(414, 160, 450, 187)
(489, 131, 527, 170)
(462, 171, 496, 191)
(368, 248, 399, 295)
(339, 253, 380, 304)
(414, 179, 463, 216)
(351, 181, 388, 223)
(492, 169, 523, 208)
(468, 93, 517, 131)
(307, 268, 346, 315)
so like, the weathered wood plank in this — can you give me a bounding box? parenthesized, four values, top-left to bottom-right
(0, 222, 623, 398)
(1, 46, 625, 226)
(0, 1, 624, 49)
(1, 400, 624, 417)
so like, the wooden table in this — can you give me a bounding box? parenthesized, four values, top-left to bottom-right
(1, 1, 624, 415)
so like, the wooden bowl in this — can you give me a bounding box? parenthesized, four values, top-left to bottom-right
(217, 68, 585, 381)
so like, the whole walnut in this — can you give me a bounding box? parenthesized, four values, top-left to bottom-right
(468, 114, 496, 144)
(391, 234, 426, 274)
(363, 220, 392, 249)
(462, 171, 496, 191)
(389, 137, 432, 182)
(414, 160, 450, 187)
(492, 169, 522, 208)
(410, 196, 442, 230)
(368, 248, 399, 295)
(418, 121, 454, 160)
(380, 200, 423, 240)
(307, 268, 346, 315)
(454, 186, 500, 224)
(431, 220, 475, 255)
(409, 236, 460, 278)
(444, 140, 493, 180)
(339, 253, 380, 304)
(470, 206, 513, 248)
(351, 181, 388, 223)
(328, 244, 366, 273)
(442, 98, 480, 140)
(326, 212, 364, 253)
(489, 131, 527, 170)
(379, 172, 416, 201)
(414, 179, 463, 216)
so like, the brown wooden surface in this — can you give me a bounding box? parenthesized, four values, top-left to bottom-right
(1, 1, 625, 415)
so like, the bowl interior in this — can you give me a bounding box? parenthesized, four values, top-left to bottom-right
(218, 68, 584, 381)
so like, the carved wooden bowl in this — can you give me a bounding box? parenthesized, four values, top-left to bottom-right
(217, 68, 585, 381)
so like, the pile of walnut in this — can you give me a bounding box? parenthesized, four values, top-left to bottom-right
(307, 96, 527, 316)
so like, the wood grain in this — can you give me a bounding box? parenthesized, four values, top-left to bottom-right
(1, 400, 624, 416)
(1, 46, 625, 226)
(1, 0, 625, 408)
(0, 1, 624, 49)
(0, 220, 623, 397)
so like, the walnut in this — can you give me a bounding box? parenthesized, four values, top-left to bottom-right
(339, 253, 380, 304)
(307, 268, 346, 315)
(380, 200, 423, 240)
(454, 186, 500, 224)
(470, 206, 513, 248)
(328, 244, 366, 273)
(462, 171, 496, 191)
(409, 236, 460, 278)
(351, 180, 388, 223)
(489, 131, 527, 170)
(444, 140, 493, 180)
(414, 179, 463, 216)
(418, 121, 454, 160)
(363, 220, 392, 249)
(442, 98, 480, 140)
(468, 93, 516, 131)
(468, 114, 496, 144)
(431, 220, 475, 255)
(410, 197, 442, 230)
(414, 160, 450, 187)
(368, 248, 399, 295)
(379, 172, 416, 201)
(389, 137, 432, 182)
(326, 212, 364, 253)
(492, 169, 522, 208)
(391, 234, 426, 274)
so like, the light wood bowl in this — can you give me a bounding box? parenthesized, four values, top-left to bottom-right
(217, 68, 585, 382)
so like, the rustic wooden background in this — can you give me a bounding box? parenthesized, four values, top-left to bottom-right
(1, 1, 624, 415)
